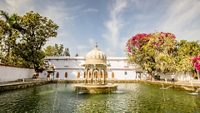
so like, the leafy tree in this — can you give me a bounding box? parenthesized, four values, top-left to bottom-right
(12, 11, 58, 69)
(44, 45, 56, 56)
(175, 40, 200, 73)
(64, 48, 70, 56)
(0, 10, 59, 70)
(55, 44, 64, 56)
(152, 33, 176, 74)
(44, 44, 66, 56)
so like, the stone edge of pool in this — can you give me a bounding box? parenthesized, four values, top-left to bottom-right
(0, 80, 200, 92)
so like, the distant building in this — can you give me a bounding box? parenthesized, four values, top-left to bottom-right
(43, 56, 141, 80)
(42, 46, 141, 80)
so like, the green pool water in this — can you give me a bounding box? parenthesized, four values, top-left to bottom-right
(0, 83, 200, 113)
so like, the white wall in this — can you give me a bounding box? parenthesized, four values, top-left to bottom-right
(0, 65, 35, 82)
(108, 57, 136, 80)
(107, 70, 136, 80)
(176, 72, 193, 81)
(159, 72, 193, 81)
(44, 56, 138, 80)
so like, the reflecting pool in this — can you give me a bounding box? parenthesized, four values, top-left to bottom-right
(0, 83, 200, 113)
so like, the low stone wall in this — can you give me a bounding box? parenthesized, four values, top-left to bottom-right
(0, 65, 35, 82)
(1, 79, 200, 92)
(0, 80, 49, 92)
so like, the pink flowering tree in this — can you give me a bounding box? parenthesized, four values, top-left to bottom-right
(127, 33, 148, 50)
(192, 55, 200, 79)
(126, 33, 149, 61)
(126, 32, 176, 79)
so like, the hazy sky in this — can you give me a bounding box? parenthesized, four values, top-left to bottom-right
(0, 0, 200, 56)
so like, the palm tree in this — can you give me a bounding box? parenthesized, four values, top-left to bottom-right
(0, 10, 13, 63)
(0, 10, 24, 64)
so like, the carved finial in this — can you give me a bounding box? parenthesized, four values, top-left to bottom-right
(95, 42, 98, 48)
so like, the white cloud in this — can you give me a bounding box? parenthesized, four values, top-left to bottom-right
(103, 0, 128, 55)
(41, 3, 68, 25)
(158, 0, 200, 41)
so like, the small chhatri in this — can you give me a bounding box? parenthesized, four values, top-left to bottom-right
(74, 43, 117, 94)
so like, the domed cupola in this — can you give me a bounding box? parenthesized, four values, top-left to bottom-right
(85, 44, 107, 65)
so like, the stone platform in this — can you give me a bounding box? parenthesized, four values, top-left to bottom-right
(74, 84, 117, 94)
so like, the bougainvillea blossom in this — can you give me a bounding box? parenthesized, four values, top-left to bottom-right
(126, 32, 176, 55)
(192, 55, 200, 71)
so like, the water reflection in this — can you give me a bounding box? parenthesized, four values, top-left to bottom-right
(0, 83, 200, 113)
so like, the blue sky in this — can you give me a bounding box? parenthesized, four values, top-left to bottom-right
(0, 0, 200, 56)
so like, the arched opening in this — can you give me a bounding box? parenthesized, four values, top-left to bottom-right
(87, 70, 93, 84)
(56, 72, 59, 79)
(100, 70, 105, 84)
(105, 71, 108, 78)
(65, 72, 68, 78)
(93, 70, 99, 84)
(100, 70, 103, 78)
(112, 72, 115, 79)
(47, 73, 50, 79)
(88, 71, 92, 78)
(77, 72, 80, 79)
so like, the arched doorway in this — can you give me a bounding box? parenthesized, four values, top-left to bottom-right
(65, 72, 68, 79)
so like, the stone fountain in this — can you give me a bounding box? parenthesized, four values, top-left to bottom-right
(74, 44, 117, 94)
